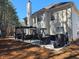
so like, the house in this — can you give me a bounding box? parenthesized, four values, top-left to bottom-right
(26, 2, 79, 41)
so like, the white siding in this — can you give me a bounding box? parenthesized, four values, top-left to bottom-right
(72, 13, 79, 39)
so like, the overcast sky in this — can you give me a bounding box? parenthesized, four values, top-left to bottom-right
(11, 0, 79, 21)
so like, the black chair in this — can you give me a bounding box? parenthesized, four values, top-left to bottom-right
(49, 35, 57, 41)
(15, 33, 23, 39)
(54, 34, 65, 48)
(40, 36, 51, 45)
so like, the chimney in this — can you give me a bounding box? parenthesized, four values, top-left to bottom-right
(27, 0, 32, 26)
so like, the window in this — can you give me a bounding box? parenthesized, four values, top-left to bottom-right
(37, 16, 42, 22)
(56, 27, 64, 34)
(51, 14, 55, 21)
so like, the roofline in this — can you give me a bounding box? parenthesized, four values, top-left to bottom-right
(32, 2, 79, 17)
(72, 3, 79, 15)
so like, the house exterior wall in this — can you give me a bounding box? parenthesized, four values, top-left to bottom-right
(31, 3, 79, 41)
(43, 12, 50, 34)
(32, 12, 51, 35)
(72, 12, 79, 40)
(50, 7, 72, 38)
(32, 7, 72, 37)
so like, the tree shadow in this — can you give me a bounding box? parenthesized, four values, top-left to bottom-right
(10, 51, 40, 59)
(64, 53, 79, 59)
(0, 40, 40, 56)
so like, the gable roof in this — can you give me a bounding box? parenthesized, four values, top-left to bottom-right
(45, 2, 71, 9)
(32, 2, 79, 17)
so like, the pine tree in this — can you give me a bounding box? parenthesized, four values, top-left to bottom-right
(0, 0, 21, 37)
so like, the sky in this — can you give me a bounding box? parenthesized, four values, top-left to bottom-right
(11, 0, 79, 21)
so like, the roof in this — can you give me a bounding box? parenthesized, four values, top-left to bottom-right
(45, 2, 71, 9)
(32, 2, 79, 16)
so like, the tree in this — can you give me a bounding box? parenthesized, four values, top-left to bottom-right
(0, 0, 21, 37)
